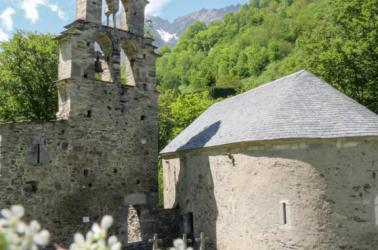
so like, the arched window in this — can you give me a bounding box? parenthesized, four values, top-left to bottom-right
(120, 40, 139, 86)
(94, 33, 114, 82)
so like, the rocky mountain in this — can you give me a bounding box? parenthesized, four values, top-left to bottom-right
(148, 5, 241, 47)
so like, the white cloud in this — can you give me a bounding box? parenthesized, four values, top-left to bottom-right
(21, 0, 45, 23)
(21, 0, 66, 24)
(48, 3, 66, 21)
(0, 28, 10, 41)
(145, 0, 172, 16)
(0, 7, 16, 31)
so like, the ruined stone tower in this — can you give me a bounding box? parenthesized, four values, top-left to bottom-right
(0, 0, 160, 247)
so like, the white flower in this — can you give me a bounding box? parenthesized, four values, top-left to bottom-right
(1, 208, 12, 219)
(108, 236, 121, 250)
(74, 233, 85, 244)
(29, 221, 41, 234)
(0, 205, 50, 250)
(11, 206, 25, 218)
(0, 205, 122, 250)
(100, 215, 113, 230)
(33, 230, 50, 246)
(69, 215, 122, 250)
(15, 221, 27, 234)
(170, 238, 193, 250)
(173, 239, 185, 250)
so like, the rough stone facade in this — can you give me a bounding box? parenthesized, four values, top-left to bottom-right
(0, 0, 169, 247)
(163, 137, 378, 250)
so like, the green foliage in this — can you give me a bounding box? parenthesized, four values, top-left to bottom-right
(156, 0, 321, 94)
(0, 31, 59, 122)
(158, 90, 219, 150)
(170, 91, 218, 137)
(300, 0, 378, 112)
(156, 0, 378, 156)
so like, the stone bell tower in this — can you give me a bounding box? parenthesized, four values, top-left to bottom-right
(53, 0, 160, 247)
(56, 0, 157, 121)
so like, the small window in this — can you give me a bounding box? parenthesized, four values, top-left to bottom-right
(27, 140, 48, 166)
(36, 144, 41, 164)
(279, 200, 291, 228)
(282, 202, 287, 225)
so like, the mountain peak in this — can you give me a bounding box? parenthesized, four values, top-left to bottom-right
(148, 5, 241, 47)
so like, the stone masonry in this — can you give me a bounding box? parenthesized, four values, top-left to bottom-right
(163, 138, 378, 249)
(162, 71, 378, 249)
(0, 0, 164, 247)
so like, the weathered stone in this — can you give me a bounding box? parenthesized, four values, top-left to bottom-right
(0, 0, 161, 247)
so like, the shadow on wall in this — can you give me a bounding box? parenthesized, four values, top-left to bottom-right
(176, 121, 221, 249)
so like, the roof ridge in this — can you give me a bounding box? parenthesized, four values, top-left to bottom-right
(211, 70, 307, 108)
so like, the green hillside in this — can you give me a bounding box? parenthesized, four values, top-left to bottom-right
(157, 0, 378, 149)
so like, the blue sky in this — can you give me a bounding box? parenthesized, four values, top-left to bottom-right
(0, 0, 249, 41)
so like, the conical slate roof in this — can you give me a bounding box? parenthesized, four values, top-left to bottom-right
(161, 70, 378, 154)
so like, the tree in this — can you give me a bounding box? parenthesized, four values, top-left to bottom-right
(158, 91, 219, 149)
(300, 0, 378, 113)
(169, 91, 219, 138)
(0, 31, 59, 122)
(158, 89, 177, 150)
(156, 0, 322, 95)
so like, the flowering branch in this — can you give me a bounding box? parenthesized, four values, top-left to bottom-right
(0, 205, 121, 250)
(69, 215, 121, 250)
(0, 205, 50, 250)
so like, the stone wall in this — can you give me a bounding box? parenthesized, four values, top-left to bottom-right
(0, 80, 159, 247)
(0, 0, 164, 248)
(163, 137, 378, 250)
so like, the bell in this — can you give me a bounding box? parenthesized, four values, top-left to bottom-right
(94, 52, 103, 73)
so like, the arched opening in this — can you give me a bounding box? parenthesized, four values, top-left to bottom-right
(121, 40, 139, 86)
(104, 0, 120, 28)
(94, 33, 114, 82)
(127, 205, 142, 243)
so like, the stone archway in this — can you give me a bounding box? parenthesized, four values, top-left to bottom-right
(94, 32, 114, 82)
(120, 40, 140, 86)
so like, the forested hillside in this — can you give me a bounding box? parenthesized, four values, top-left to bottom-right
(157, 0, 378, 149)
(0, 0, 376, 152)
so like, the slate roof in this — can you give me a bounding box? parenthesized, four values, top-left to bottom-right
(161, 70, 378, 154)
